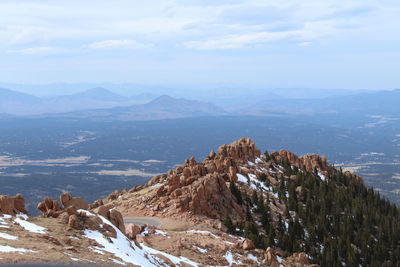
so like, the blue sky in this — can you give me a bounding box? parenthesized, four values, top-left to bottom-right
(0, 0, 399, 90)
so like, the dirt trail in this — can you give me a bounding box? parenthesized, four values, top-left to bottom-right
(123, 217, 162, 227)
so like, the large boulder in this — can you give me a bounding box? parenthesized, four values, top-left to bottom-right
(37, 197, 63, 218)
(93, 205, 125, 234)
(60, 193, 89, 210)
(241, 239, 256, 250)
(109, 209, 125, 234)
(125, 224, 144, 240)
(0, 194, 27, 215)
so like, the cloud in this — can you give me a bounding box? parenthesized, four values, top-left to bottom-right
(183, 31, 303, 50)
(7, 46, 64, 55)
(88, 39, 153, 49)
(10, 27, 48, 44)
(298, 42, 312, 46)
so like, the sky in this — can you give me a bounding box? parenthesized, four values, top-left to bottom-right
(0, 0, 399, 90)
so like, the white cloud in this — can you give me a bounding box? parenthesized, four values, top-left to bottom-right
(183, 31, 303, 49)
(298, 42, 312, 47)
(88, 40, 153, 49)
(7, 46, 64, 55)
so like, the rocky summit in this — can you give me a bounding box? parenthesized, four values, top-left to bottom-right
(0, 138, 399, 266)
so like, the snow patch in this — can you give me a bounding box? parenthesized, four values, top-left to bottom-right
(142, 227, 168, 236)
(110, 258, 126, 265)
(0, 245, 35, 253)
(255, 157, 263, 164)
(80, 209, 198, 266)
(14, 218, 46, 234)
(237, 173, 248, 184)
(193, 246, 207, 253)
(318, 173, 326, 181)
(223, 251, 242, 266)
(0, 232, 18, 240)
(141, 243, 198, 266)
(247, 253, 259, 263)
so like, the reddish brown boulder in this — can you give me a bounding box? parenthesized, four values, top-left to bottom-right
(286, 252, 309, 265)
(125, 224, 143, 240)
(265, 247, 279, 267)
(14, 194, 27, 213)
(241, 239, 256, 250)
(96, 204, 111, 219)
(93, 205, 125, 234)
(68, 215, 78, 229)
(60, 193, 89, 210)
(37, 197, 63, 218)
(0, 194, 27, 215)
(109, 209, 125, 234)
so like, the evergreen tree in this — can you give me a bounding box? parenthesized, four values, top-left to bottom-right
(224, 216, 235, 234)
(229, 181, 243, 205)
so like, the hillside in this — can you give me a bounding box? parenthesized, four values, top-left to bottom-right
(0, 87, 149, 115)
(58, 87, 126, 102)
(240, 89, 400, 117)
(0, 138, 399, 266)
(45, 95, 227, 121)
(97, 138, 400, 266)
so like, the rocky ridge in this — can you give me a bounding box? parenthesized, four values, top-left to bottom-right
(93, 138, 366, 266)
(0, 138, 367, 266)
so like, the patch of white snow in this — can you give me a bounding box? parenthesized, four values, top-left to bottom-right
(14, 218, 46, 234)
(0, 232, 18, 240)
(223, 251, 242, 266)
(237, 173, 248, 184)
(0, 245, 35, 253)
(80, 209, 198, 266)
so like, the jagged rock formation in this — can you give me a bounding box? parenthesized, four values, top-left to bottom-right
(99, 138, 361, 225)
(271, 149, 363, 183)
(0, 194, 27, 215)
(37, 193, 125, 235)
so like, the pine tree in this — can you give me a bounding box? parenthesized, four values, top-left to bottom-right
(229, 181, 243, 205)
(224, 216, 235, 234)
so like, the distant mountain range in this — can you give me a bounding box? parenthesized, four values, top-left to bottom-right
(0, 88, 41, 103)
(39, 95, 227, 121)
(1, 86, 400, 120)
(0, 87, 153, 115)
(237, 89, 400, 117)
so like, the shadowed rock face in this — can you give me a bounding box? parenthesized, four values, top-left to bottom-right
(142, 138, 261, 221)
(0, 194, 27, 215)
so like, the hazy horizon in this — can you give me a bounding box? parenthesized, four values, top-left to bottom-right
(0, 82, 384, 98)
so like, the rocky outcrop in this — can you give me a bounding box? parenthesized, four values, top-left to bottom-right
(93, 204, 125, 234)
(37, 197, 62, 218)
(60, 193, 89, 210)
(271, 149, 363, 183)
(37, 193, 125, 235)
(37, 193, 88, 218)
(125, 224, 144, 240)
(0, 194, 27, 215)
(271, 150, 329, 174)
(131, 138, 262, 221)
